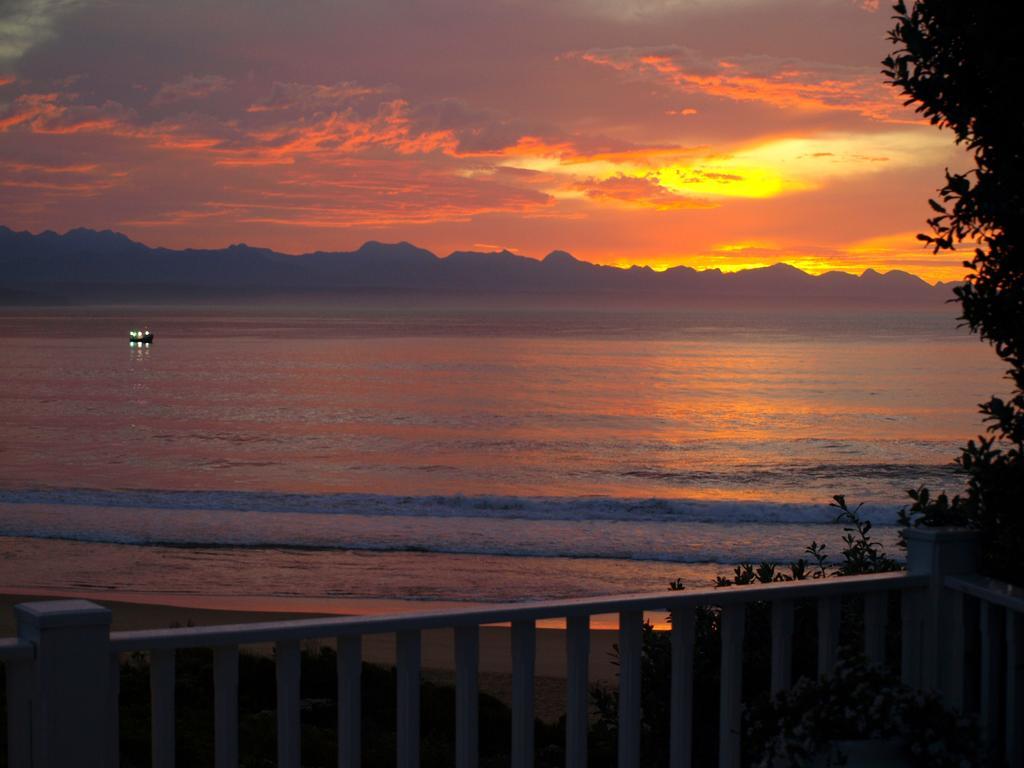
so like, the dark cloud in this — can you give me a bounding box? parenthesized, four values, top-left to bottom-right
(247, 81, 386, 114)
(152, 74, 232, 105)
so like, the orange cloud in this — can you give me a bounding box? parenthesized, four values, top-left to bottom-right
(449, 135, 574, 159)
(0, 158, 123, 197)
(0, 92, 137, 135)
(2, 161, 98, 173)
(205, 99, 458, 165)
(0, 178, 120, 193)
(0, 92, 61, 130)
(575, 47, 915, 123)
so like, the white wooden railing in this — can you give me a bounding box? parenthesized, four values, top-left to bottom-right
(2, 528, 1020, 768)
(944, 574, 1024, 766)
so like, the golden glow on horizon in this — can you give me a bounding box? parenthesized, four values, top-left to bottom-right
(599, 231, 966, 284)
(654, 162, 784, 199)
(599, 249, 962, 285)
(489, 128, 952, 213)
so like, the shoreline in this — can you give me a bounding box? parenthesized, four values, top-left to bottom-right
(0, 584, 663, 630)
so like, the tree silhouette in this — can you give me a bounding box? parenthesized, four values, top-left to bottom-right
(884, 0, 1024, 581)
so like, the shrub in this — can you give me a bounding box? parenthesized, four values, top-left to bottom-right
(884, 0, 1024, 583)
(744, 656, 984, 768)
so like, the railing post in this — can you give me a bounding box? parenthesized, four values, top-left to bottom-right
(903, 528, 980, 697)
(15, 600, 113, 768)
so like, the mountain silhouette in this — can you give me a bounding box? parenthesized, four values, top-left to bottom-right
(0, 225, 953, 306)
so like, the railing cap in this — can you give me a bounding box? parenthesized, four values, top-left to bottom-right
(14, 599, 112, 630)
(108, 572, 924, 653)
(946, 575, 1024, 612)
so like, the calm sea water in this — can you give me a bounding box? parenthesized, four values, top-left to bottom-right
(0, 305, 1004, 604)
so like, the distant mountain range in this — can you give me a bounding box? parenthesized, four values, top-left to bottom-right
(0, 225, 955, 306)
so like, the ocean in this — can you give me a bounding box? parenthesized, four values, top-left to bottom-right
(0, 305, 1003, 607)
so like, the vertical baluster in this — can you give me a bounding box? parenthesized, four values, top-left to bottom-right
(670, 607, 695, 768)
(397, 630, 421, 768)
(817, 596, 840, 676)
(276, 639, 301, 768)
(770, 599, 794, 695)
(863, 592, 888, 667)
(945, 590, 966, 710)
(109, 652, 121, 768)
(719, 604, 745, 768)
(964, 595, 982, 712)
(214, 645, 239, 768)
(566, 615, 589, 768)
(337, 635, 362, 768)
(4, 657, 32, 768)
(455, 625, 479, 768)
(1005, 608, 1022, 766)
(150, 648, 175, 768)
(511, 620, 535, 768)
(980, 601, 1005, 752)
(618, 611, 642, 768)
(4, 655, 30, 768)
(901, 588, 922, 688)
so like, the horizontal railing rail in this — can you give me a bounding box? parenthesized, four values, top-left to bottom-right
(0, 638, 33, 662)
(109, 571, 923, 652)
(946, 574, 1024, 611)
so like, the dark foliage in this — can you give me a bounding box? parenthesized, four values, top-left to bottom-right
(830, 495, 901, 575)
(883, 0, 1024, 583)
(744, 656, 984, 767)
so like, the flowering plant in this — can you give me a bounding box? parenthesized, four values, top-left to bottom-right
(744, 656, 984, 767)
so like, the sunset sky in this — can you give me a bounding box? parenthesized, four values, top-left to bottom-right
(0, 0, 969, 282)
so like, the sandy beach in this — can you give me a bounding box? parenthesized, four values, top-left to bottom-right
(0, 590, 623, 722)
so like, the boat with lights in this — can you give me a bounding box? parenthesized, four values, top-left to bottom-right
(128, 329, 154, 346)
